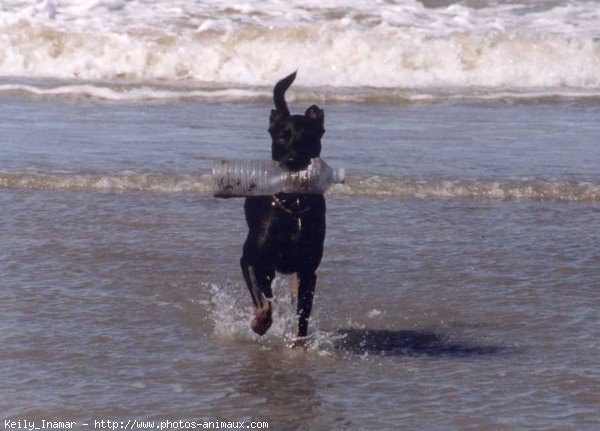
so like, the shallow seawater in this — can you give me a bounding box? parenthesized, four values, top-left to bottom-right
(2, 97, 600, 430)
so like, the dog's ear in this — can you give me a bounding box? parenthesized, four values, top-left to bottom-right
(305, 105, 325, 135)
(305, 105, 324, 124)
(269, 109, 286, 132)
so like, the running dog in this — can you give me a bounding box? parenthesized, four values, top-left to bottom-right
(240, 72, 326, 343)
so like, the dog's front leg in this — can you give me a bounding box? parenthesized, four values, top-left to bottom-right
(240, 258, 274, 336)
(295, 271, 317, 341)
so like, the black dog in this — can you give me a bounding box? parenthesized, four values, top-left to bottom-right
(240, 72, 326, 342)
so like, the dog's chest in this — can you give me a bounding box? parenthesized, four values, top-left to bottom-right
(269, 195, 312, 242)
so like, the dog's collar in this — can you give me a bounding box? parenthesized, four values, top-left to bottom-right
(271, 195, 312, 231)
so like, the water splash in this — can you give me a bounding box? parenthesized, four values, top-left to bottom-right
(205, 280, 342, 354)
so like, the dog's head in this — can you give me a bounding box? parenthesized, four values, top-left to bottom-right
(269, 72, 325, 171)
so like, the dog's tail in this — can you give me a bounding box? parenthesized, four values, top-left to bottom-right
(273, 71, 296, 116)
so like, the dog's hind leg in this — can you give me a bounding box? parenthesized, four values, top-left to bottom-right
(240, 258, 274, 336)
(295, 271, 317, 341)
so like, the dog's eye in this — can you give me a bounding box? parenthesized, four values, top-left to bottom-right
(277, 131, 291, 142)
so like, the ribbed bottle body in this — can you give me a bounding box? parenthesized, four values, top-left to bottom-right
(212, 158, 344, 197)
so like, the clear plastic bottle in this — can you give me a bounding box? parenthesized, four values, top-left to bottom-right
(212, 158, 345, 198)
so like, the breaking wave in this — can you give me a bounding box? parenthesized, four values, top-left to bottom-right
(2, 172, 599, 202)
(1, 0, 600, 102)
(0, 172, 213, 194)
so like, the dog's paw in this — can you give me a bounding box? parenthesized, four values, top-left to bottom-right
(290, 336, 309, 350)
(251, 304, 272, 336)
(251, 317, 272, 336)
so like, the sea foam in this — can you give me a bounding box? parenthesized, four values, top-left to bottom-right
(1, 172, 598, 202)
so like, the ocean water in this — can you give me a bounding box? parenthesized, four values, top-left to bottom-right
(2, 1, 600, 430)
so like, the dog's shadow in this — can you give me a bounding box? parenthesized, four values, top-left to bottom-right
(333, 328, 506, 357)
